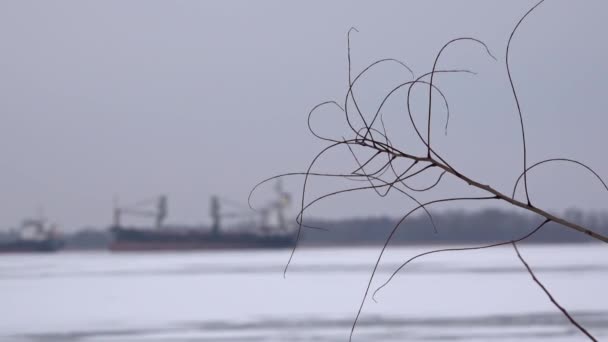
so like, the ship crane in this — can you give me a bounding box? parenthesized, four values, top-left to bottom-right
(113, 195, 167, 229)
(210, 196, 258, 236)
(211, 180, 291, 235)
(256, 180, 291, 232)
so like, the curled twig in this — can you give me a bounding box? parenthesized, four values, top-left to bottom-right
(512, 158, 608, 199)
(506, 0, 546, 206)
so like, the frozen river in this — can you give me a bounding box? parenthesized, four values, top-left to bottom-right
(0, 244, 606, 341)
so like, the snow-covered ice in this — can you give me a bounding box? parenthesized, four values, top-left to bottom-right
(0, 244, 606, 341)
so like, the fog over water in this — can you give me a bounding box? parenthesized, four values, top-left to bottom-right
(1, 1, 607, 230)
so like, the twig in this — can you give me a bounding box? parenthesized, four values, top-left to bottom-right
(373, 218, 551, 301)
(512, 242, 598, 341)
(506, 0, 546, 206)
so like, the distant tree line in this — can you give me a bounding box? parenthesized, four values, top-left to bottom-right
(300, 208, 608, 246)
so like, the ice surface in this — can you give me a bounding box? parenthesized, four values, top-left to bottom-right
(0, 244, 606, 341)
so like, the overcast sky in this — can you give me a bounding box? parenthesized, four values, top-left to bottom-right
(0, 1, 606, 230)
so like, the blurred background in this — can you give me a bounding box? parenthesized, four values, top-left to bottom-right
(0, 1, 606, 341)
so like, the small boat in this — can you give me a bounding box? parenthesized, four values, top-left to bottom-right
(0, 218, 64, 253)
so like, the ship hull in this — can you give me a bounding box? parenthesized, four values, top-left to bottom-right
(0, 239, 64, 253)
(109, 227, 296, 251)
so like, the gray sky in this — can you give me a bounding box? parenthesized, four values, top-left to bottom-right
(0, 1, 606, 230)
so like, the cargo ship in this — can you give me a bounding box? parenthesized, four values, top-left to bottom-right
(109, 182, 296, 251)
(110, 227, 296, 251)
(0, 217, 64, 253)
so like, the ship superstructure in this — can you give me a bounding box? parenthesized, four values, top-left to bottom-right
(0, 215, 64, 253)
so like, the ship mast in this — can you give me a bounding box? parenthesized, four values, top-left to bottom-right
(210, 196, 221, 236)
(273, 180, 290, 231)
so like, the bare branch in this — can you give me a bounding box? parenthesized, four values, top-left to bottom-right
(512, 242, 598, 341)
(253, 2, 607, 341)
